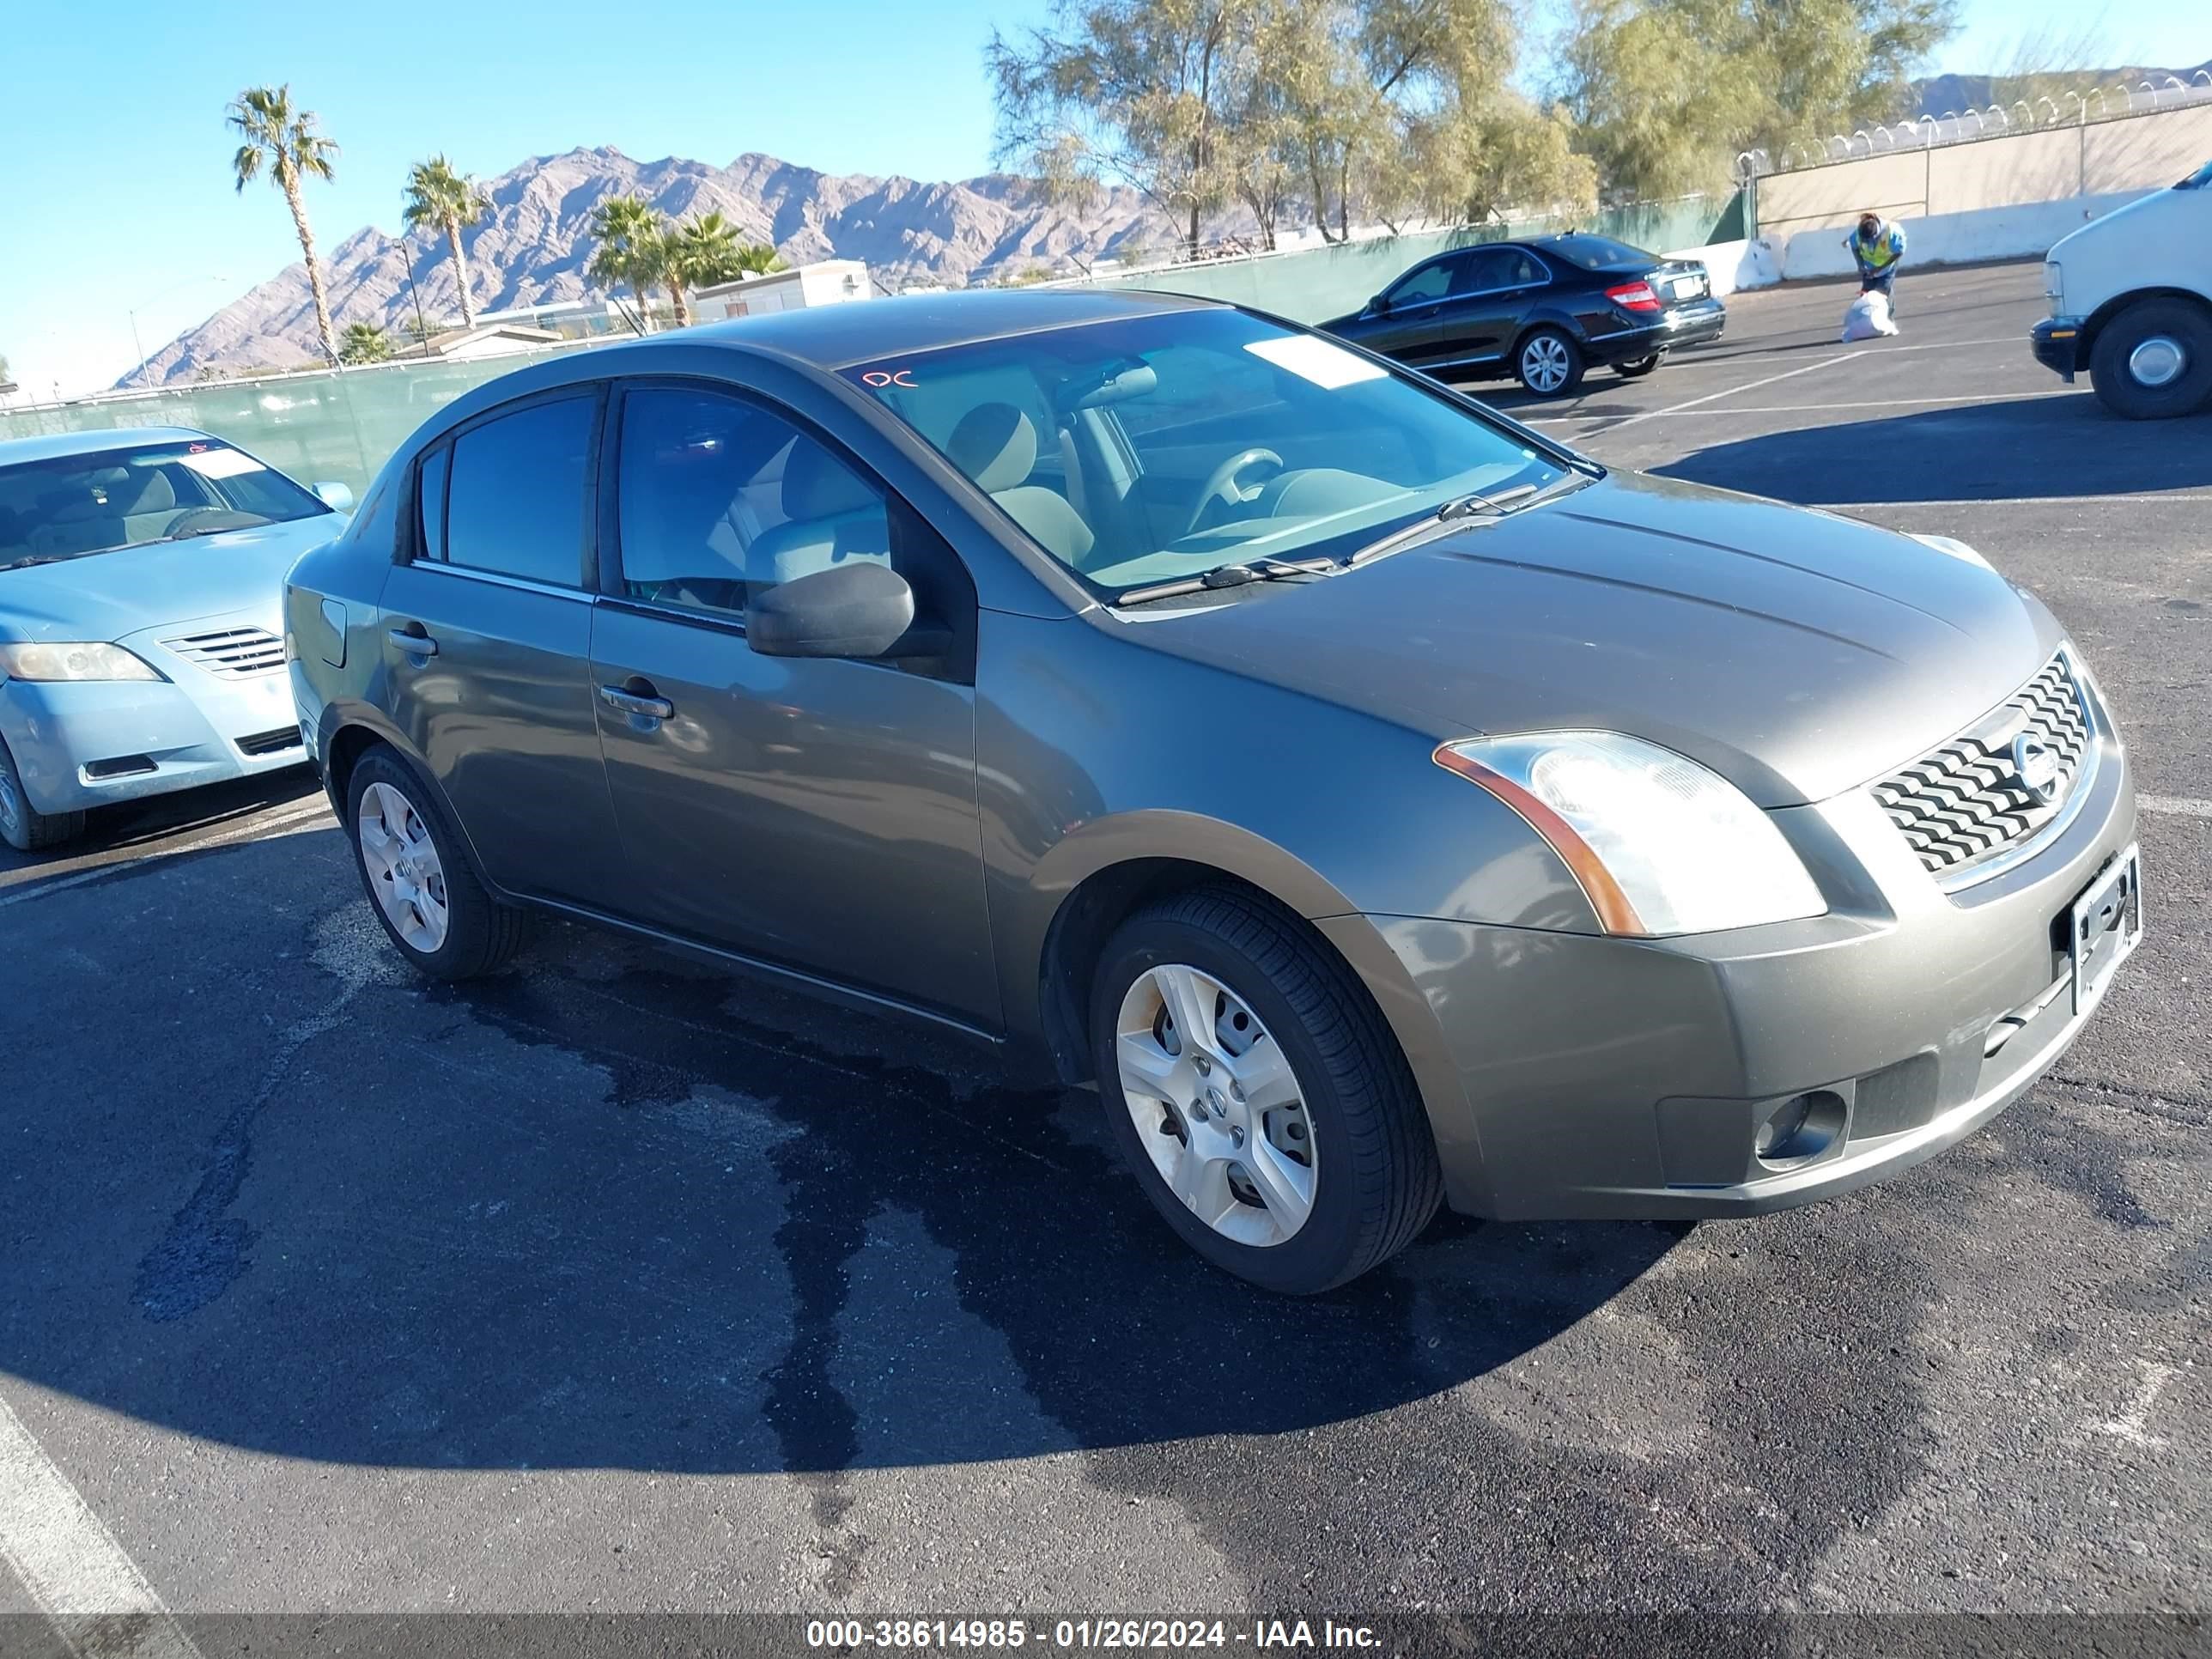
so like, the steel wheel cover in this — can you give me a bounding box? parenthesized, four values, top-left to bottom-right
(2129, 335, 2185, 388)
(357, 781, 451, 953)
(1522, 337, 1571, 392)
(1115, 963, 1317, 1247)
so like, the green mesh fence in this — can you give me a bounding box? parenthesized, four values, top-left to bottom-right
(0, 343, 606, 495)
(2, 192, 1743, 493)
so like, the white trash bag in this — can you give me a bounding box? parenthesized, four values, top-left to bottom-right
(1840, 289, 1899, 342)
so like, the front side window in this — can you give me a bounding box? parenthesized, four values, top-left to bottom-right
(613, 386, 891, 621)
(0, 438, 330, 572)
(845, 308, 1571, 595)
(441, 395, 596, 586)
(1385, 259, 1457, 306)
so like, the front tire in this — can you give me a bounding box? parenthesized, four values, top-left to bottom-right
(345, 746, 526, 979)
(1515, 327, 1585, 397)
(0, 737, 83, 854)
(2089, 299, 2212, 420)
(1091, 888, 1443, 1294)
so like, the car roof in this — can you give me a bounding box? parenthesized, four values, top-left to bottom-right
(0, 426, 214, 465)
(677, 285, 1225, 369)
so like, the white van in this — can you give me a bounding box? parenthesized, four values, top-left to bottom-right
(2032, 157, 2212, 419)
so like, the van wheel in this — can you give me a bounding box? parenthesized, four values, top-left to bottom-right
(1091, 888, 1443, 1294)
(2089, 299, 2212, 420)
(0, 737, 83, 853)
(1515, 328, 1585, 397)
(345, 747, 527, 979)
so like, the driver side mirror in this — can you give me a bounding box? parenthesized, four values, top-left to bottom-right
(313, 480, 355, 512)
(1367, 293, 1390, 316)
(748, 561, 918, 660)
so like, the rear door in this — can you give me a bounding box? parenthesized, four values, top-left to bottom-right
(1434, 246, 1550, 371)
(585, 379, 997, 1025)
(379, 387, 627, 905)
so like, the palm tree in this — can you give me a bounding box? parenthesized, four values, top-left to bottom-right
(587, 195, 665, 333)
(228, 85, 340, 366)
(671, 212, 784, 295)
(401, 155, 491, 329)
(338, 321, 392, 364)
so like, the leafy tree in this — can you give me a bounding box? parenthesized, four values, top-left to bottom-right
(339, 322, 392, 364)
(402, 155, 492, 329)
(1559, 0, 1957, 198)
(228, 85, 341, 365)
(587, 194, 665, 331)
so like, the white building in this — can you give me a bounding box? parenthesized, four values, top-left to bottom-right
(691, 260, 875, 321)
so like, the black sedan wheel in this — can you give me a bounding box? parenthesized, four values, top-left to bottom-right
(1515, 328, 1585, 397)
(1616, 354, 1664, 379)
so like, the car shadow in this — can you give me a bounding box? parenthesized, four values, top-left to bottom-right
(3, 830, 1686, 1476)
(0, 766, 323, 883)
(1653, 393, 2212, 503)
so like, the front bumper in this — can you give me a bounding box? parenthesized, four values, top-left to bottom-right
(0, 623, 306, 816)
(2032, 317, 2087, 380)
(1337, 700, 2137, 1222)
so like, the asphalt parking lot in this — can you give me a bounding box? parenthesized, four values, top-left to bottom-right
(3, 258, 2207, 1654)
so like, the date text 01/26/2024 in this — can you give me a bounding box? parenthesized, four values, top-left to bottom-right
(805, 1620, 1382, 1650)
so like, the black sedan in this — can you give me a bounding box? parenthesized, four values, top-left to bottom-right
(1320, 233, 1727, 396)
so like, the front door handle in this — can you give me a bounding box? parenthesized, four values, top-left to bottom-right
(388, 627, 438, 657)
(599, 683, 674, 720)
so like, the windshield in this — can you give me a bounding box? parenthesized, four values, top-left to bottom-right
(1541, 234, 1656, 271)
(0, 438, 330, 572)
(844, 309, 1572, 595)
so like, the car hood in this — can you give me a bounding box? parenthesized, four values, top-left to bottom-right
(1129, 471, 2058, 806)
(0, 516, 339, 645)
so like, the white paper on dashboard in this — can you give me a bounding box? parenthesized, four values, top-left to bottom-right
(1243, 335, 1387, 389)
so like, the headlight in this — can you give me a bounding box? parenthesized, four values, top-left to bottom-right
(1434, 732, 1827, 936)
(1908, 532, 1993, 570)
(2044, 261, 2063, 302)
(0, 641, 163, 682)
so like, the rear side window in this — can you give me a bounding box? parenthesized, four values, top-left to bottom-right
(441, 395, 596, 586)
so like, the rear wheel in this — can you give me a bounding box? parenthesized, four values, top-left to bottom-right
(345, 747, 527, 979)
(1616, 353, 1664, 379)
(1515, 328, 1585, 397)
(2089, 299, 2212, 420)
(0, 737, 84, 854)
(1091, 887, 1443, 1294)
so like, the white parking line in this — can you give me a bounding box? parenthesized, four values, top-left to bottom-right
(0, 1392, 203, 1659)
(1825, 494, 2212, 509)
(1523, 389, 2088, 422)
(2142, 795, 2212, 819)
(0, 800, 332, 909)
(1589, 349, 1869, 433)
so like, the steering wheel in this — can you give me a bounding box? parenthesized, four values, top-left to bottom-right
(164, 507, 263, 537)
(1182, 447, 1284, 538)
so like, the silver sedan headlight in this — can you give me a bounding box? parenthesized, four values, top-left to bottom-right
(1435, 732, 1828, 937)
(0, 642, 164, 682)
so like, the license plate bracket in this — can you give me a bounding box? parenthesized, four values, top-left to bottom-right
(2068, 845, 2142, 1016)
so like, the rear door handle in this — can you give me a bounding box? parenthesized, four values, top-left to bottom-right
(599, 684, 674, 720)
(388, 627, 438, 657)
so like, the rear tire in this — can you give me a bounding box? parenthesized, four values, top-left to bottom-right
(0, 737, 84, 853)
(1091, 887, 1443, 1295)
(1616, 354, 1664, 379)
(2089, 299, 2212, 420)
(1514, 327, 1585, 397)
(345, 746, 527, 980)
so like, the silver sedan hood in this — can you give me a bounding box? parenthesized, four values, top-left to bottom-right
(1138, 471, 2059, 806)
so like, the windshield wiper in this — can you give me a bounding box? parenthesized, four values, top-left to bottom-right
(1346, 471, 1595, 567)
(1114, 556, 1335, 607)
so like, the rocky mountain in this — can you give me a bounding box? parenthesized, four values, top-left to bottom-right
(129, 147, 1172, 386)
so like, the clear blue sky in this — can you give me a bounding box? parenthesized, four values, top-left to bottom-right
(1, 0, 2204, 399)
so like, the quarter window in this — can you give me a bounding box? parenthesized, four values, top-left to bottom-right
(441, 395, 596, 586)
(416, 446, 448, 563)
(614, 386, 892, 620)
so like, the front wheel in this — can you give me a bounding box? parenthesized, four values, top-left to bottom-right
(345, 747, 527, 979)
(1091, 888, 1443, 1294)
(1514, 328, 1585, 397)
(1616, 353, 1664, 379)
(0, 736, 83, 854)
(2089, 299, 2212, 420)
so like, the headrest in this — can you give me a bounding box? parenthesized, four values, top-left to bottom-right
(112, 469, 177, 514)
(781, 441, 878, 521)
(945, 403, 1037, 494)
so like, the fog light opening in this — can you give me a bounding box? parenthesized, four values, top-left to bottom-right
(1756, 1090, 1845, 1169)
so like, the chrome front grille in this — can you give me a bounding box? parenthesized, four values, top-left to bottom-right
(1872, 653, 2094, 880)
(161, 626, 285, 679)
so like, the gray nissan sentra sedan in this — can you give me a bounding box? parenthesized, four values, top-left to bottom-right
(284, 289, 2142, 1294)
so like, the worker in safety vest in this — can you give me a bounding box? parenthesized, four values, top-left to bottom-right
(1846, 212, 1907, 311)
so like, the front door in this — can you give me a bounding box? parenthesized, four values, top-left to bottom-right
(586, 380, 997, 1027)
(380, 388, 625, 904)
(1366, 254, 1468, 368)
